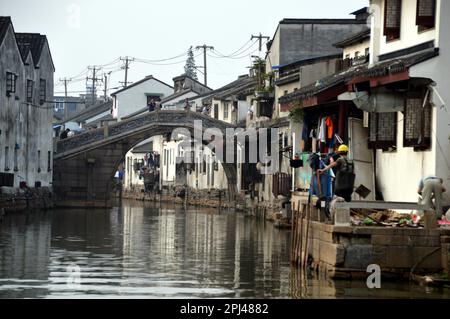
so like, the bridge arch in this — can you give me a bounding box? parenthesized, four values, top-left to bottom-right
(53, 110, 238, 208)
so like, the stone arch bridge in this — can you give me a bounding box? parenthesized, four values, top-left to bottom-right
(53, 110, 238, 208)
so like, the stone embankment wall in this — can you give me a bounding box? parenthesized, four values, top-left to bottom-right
(121, 187, 237, 209)
(292, 194, 450, 279)
(0, 187, 54, 213)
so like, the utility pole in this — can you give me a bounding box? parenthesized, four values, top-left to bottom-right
(87, 66, 101, 106)
(104, 71, 111, 100)
(120, 56, 134, 88)
(195, 44, 214, 87)
(59, 77, 71, 130)
(251, 33, 270, 52)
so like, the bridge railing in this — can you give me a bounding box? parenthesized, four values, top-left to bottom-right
(55, 109, 236, 155)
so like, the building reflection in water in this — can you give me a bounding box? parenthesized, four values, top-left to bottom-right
(3, 200, 446, 298)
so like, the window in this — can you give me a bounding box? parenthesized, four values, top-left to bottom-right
(6, 72, 16, 95)
(404, 91, 432, 150)
(365, 48, 370, 56)
(4, 146, 10, 171)
(38, 150, 41, 173)
(384, 0, 402, 41)
(355, 51, 360, 58)
(39, 79, 46, 105)
(47, 151, 51, 172)
(27, 80, 33, 103)
(214, 104, 219, 119)
(369, 112, 397, 150)
(416, 0, 436, 30)
(223, 102, 229, 119)
(13, 147, 18, 172)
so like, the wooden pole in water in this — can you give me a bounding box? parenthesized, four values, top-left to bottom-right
(291, 201, 298, 262)
(303, 202, 311, 270)
(298, 201, 304, 266)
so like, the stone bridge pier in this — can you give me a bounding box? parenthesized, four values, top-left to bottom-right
(53, 110, 238, 208)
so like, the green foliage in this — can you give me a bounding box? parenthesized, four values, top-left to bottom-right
(288, 107, 304, 123)
(184, 46, 198, 80)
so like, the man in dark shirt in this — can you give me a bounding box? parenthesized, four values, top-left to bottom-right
(319, 144, 354, 202)
(60, 128, 70, 139)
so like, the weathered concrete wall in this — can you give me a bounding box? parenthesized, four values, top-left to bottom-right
(0, 22, 53, 189)
(279, 22, 367, 66)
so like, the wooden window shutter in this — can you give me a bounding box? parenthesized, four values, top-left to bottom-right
(384, 0, 402, 39)
(416, 0, 436, 28)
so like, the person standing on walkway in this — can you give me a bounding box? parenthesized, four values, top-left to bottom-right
(148, 99, 156, 112)
(319, 144, 355, 202)
(418, 176, 446, 218)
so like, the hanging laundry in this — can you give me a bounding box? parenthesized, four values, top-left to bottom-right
(325, 116, 334, 139)
(318, 117, 326, 143)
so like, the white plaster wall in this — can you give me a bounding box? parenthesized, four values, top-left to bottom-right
(124, 152, 146, 190)
(161, 140, 178, 185)
(371, 0, 440, 58)
(113, 78, 173, 121)
(343, 40, 370, 59)
(185, 143, 228, 190)
(237, 100, 249, 123)
(375, 110, 436, 202)
(266, 27, 281, 73)
(372, 0, 448, 203)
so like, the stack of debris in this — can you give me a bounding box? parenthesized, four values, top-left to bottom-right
(350, 209, 424, 228)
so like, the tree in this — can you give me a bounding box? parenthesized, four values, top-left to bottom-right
(184, 46, 198, 80)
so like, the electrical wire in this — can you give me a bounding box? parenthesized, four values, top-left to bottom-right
(134, 53, 202, 66)
(211, 40, 258, 59)
(212, 39, 256, 58)
(132, 52, 188, 63)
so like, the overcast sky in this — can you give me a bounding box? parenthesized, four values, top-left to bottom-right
(2, 0, 368, 96)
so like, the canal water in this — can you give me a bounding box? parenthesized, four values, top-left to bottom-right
(0, 200, 449, 299)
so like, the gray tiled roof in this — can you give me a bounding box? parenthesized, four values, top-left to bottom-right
(334, 28, 371, 48)
(0, 16, 11, 45)
(15, 33, 46, 64)
(57, 100, 113, 124)
(279, 47, 439, 105)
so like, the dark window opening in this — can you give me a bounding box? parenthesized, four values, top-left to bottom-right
(27, 80, 34, 103)
(403, 90, 432, 150)
(47, 151, 51, 172)
(369, 112, 398, 150)
(256, 100, 273, 118)
(384, 0, 402, 41)
(39, 79, 46, 105)
(37, 150, 41, 173)
(6, 72, 17, 95)
(416, 0, 436, 31)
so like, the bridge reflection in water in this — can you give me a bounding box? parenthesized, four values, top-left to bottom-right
(0, 201, 449, 298)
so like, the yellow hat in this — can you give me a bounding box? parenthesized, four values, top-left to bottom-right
(338, 144, 349, 152)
